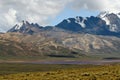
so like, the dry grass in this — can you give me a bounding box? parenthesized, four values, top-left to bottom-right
(0, 64, 120, 80)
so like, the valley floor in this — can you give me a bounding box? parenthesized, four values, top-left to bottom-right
(0, 59, 120, 65)
(0, 63, 120, 80)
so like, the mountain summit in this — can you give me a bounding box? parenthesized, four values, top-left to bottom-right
(8, 21, 43, 34)
(55, 16, 116, 35)
(7, 12, 120, 37)
(98, 11, 120, 33)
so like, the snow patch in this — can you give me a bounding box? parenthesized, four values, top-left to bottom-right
(99, 12, 110, 25)
(102, 17, 110, 25)
(14, 22, 23, 30)
(99, 11, 120, 32)
(75, 16, 86, 28)
(99, 11, 113, 18)
(66, 19, 71, 23)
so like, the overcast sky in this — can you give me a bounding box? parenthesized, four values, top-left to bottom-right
(0, 0, 120, 32)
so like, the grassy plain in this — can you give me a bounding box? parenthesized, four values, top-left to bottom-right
(0, 63, 119, 80)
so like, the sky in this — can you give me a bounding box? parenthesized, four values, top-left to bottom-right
(0, 0, 120, 32)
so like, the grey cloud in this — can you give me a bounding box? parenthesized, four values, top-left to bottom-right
(0, 0, 72, 31)
(70, 0, 120, 13)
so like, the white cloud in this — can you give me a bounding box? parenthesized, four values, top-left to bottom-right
(0, 0, 120, 32)
(70, 0, 120, 13)
(0, 0, 72, 31)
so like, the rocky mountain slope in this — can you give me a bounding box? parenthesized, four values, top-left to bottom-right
(1, 31, 120, 58)
(0, 34, 39, 56)
(56, 14, 120, 36)
(0, 12, 120, 58)
(99, 11, 120, 33)
(7, 12, 120, 36)
(56, 16, 109, 35)
(0, 33, 75, 57)
(7, 21, 43, 35)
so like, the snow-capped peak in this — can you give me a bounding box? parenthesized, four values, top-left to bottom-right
(99, 11, 112, 18)
(14, 20, 29, 30)
(99, 11, 120, 32)
(98, 11, 112, 25)
(99, 11, 120, 19)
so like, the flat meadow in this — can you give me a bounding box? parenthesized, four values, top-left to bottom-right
(0, 63, 119, 80)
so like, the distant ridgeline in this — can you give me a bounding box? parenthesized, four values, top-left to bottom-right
(0, 12, 120, 58)
(8, 12, 120, 37)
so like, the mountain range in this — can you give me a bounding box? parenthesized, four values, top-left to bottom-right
(0, 12, 120, 59)
(7, 12, 120, 36)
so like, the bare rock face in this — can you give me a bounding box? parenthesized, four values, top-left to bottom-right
(61, 34, 114, 52)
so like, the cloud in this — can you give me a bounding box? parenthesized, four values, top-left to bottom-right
(70, 0, 120, 13)
(0, 0, 72, 31)
(0, 0, 120, 32)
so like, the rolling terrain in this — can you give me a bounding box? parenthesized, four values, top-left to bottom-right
(0, 12, 120, 60)
(0, 31, 120, 60)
